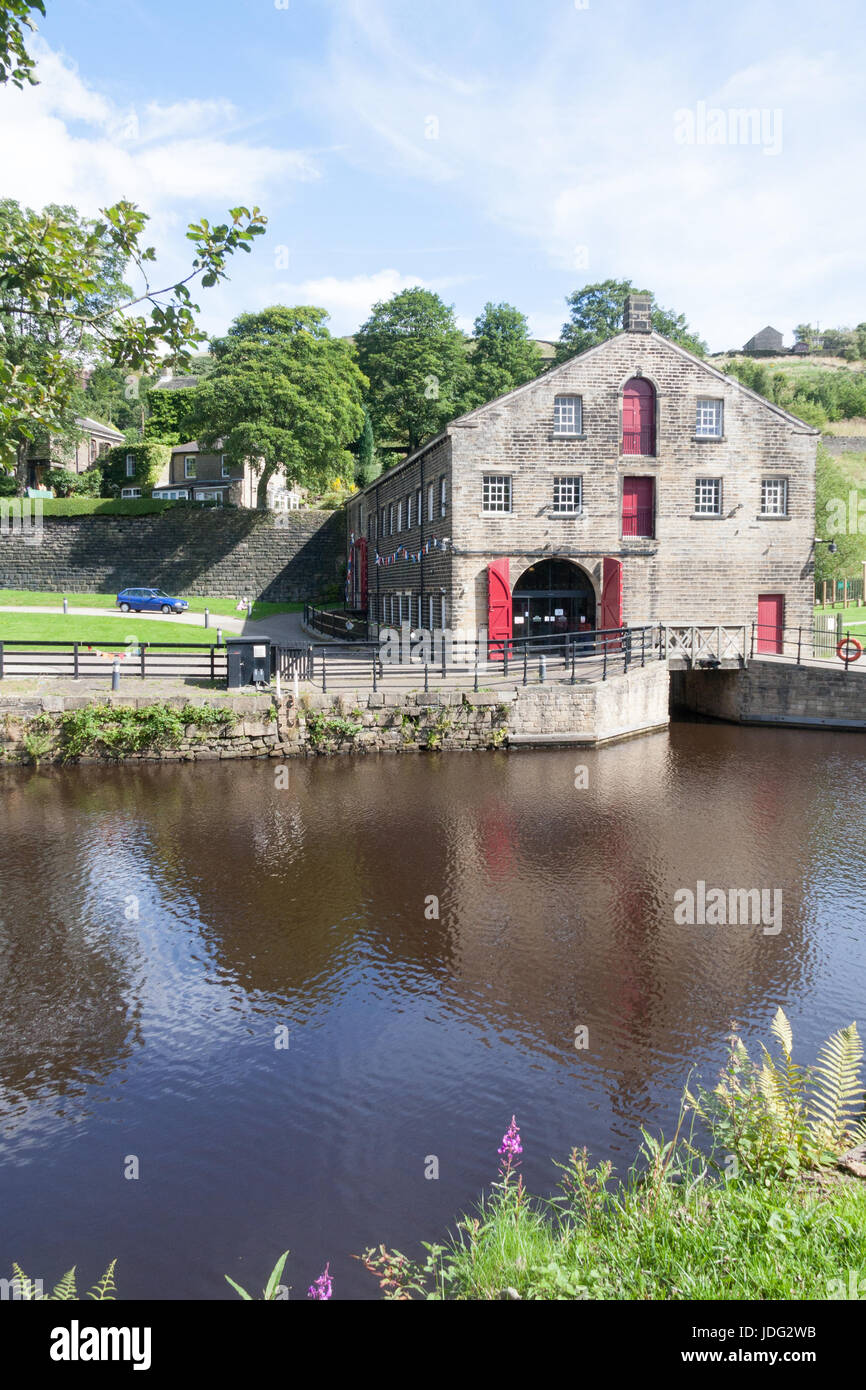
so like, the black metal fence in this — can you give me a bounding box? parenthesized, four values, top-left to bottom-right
(0, 639, 227, 681)
(303, 604, 369, 640)
(754, 621, 866, 670)
(281, 625, 656, 693)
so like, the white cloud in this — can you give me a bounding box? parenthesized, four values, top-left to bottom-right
(264, 269, 434, 334)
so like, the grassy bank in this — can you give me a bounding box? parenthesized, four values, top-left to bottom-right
(0, 589, 304, 619)
(362, 1012, 866, 1300)
(0, 613, 218, 646)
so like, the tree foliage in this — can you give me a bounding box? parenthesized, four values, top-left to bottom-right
(193, 306, 367, 505)
(0, 0, 44, 87)
(355, 408, 380, 487)
(556, 279, 707, 362)
(101, 441, 171, 497)
(461, 301, 544, 411)
(355, 287, 467, 453)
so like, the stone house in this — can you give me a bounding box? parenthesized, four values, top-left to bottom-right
(26, 416, 124, 488)
(146, 441, 303, 509)
(346, 294, 818, 654)
(743, 325, 784, 355)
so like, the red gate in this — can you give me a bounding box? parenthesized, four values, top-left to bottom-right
(488, 558, 512, 659)
(757, 594, 784, 654)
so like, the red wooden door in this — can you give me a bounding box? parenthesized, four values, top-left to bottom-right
(487, 558, 512, 659)
(623, 378, 655, 455)
(600, 557, 623, 633)
(757, 594, 784, 654)
(622, 476, 654, 537)
(358, 538, 368, 610)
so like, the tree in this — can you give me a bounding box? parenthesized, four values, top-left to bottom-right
(355, 408, 380, 487)
(193, 306, 367, 506)
(815, 443, 866, 583)
(355, 287, 467, 453)
(556, 279, 707, 362)
(461, 301, 544, 411)
(0, 1, 44, 87)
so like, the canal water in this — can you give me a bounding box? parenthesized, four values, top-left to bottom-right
(1, 720, 865, 1299)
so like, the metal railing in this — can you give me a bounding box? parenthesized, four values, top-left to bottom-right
(304, 603, 368, 640)
(621, 507, 655, 538)
(279, 625, 656, 694)
(749, 621, 866, 671)
(0, 639, 227, 681)
(622, 428, 656, 456)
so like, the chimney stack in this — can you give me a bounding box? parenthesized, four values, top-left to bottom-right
(623, 293, 653, 333)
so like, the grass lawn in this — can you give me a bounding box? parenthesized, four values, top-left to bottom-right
(814, 604, 866, 626)
(0, 589, 304, 620)
(0, 612, 218, 648)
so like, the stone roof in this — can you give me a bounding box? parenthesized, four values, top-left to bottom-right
(76, 415, 124, 439)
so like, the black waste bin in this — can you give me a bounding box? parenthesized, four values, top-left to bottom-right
(226, 637, 271, 689)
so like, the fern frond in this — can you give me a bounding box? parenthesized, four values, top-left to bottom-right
(771, 1007, 793, 1057)
(11, 1263, 42, 1300)
(86, 1260, 117, 1301)
(808, 1023, 864, 1148)
(51, 1267, 77, 1301)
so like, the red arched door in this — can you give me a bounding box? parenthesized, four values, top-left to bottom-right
(488, 558, 512, 659)
(623, 378, 655, 455)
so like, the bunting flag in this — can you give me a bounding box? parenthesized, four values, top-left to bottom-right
(86, 645, 134, 662)
(373, 537, 451, 567)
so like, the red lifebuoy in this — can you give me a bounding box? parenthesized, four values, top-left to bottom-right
(837, 637, 863, 662)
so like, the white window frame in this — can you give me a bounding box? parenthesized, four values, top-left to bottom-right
(121, 487, 142, 499)
(694, 477, 722, 515)
(407, 495, 413, 529)
(427, 481, 435, 523)
(482, 474, 512, 514)
(428, 595, 434, 630)
(416, 487, 422, 524)
(396, 500, 402, 533)
(761, 477, 788, 516)
(695, 398, 724, 438)
(439, 475, 447, 517)
(388, 503, 394, 536)
(221, 455, 231, 478)
(184, 456, 196, 478)
(551, 475, 582, 514)
(125, 454, 135, 478)
(553, 395, 583, 436)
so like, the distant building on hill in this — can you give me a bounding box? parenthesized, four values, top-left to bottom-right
(743, 326, 784, 355)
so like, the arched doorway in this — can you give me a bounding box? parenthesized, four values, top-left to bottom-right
(623, 377, 656, 455)
(512, 559, 596, 644)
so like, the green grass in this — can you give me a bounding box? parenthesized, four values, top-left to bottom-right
(0, 612, 217, 647)
(33, 498, 196, 516)
(0, 589, 304, 619)
(814, 604, 866, 625)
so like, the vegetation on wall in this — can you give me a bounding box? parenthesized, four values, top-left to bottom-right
(101, 441, 171, 495)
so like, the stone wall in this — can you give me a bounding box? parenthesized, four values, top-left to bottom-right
(0, 663, 670, 764)
(674, 658, 866, 729)
(0, 509, 343, 601)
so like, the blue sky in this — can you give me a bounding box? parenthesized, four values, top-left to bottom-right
(3, 0, 864, 351)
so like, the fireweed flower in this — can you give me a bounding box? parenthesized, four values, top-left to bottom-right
(498, 1116, 522, 1178)
(307, 1263, 333, 1300)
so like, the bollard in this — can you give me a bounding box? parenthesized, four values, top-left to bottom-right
(112, 657, 120, 692)
(217, 627, 223, 647)
(204, 607, 210, 629)
(247, 600, 253, 619)
(293, 671, 299, 703)
(539, 653, 547, 683)
(62, 596, 68, 615)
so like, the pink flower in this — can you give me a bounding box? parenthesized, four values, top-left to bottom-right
(498, 1115, 522, 1170)
(307, 1262, 333, 1300)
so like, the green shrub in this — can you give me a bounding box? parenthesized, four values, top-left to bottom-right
(101, 441, 171, 497)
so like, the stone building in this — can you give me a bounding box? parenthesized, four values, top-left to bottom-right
(347, 295, 818, 654)
(743, 325, 784, 354)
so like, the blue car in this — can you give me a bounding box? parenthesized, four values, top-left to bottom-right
(117, 587, 189, 614)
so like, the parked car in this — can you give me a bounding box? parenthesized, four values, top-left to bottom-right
(116, 588, 189, 614)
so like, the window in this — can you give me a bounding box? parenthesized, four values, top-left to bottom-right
(427, 481, 435, 522)
(622, 476, 654, 537)
(381, 595, 386, 622)
(439, 475, 447, 517)
(553, 395, 582, 435)
(184, 456, 196, 478)
(396, 500, 403, 533)
(622, 378, 656, 455)
(221, 456, 231, 477)
(368, 513, 375, 542)
(396, 593, 402, 623)
(696, 398, 724, 438)
(388, 503, 394, 535)
(380, 506, 386, 537)
(482, 474, 512, 513)
(125, 454, 135, 478)
(407, 495, 413, 529)
(552, 475, 582, 514)
(440, 595, 446, 629)
(761, 478, 788, 516)
(121, 487, 141, 499)
(416, 487, 422, 525)
(428, 595, 434, 630)
(417, 595, 422, 629)
(694, 478, 722, 515)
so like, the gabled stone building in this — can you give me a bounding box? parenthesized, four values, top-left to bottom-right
(347, 295, 818, 654)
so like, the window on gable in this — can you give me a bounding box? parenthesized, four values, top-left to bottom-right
(184, 456, 196, 478)
(694, 478, 722, 515)
(552, 475, 582, 513)
(553, 395, 582, 435)
(125, 454, 135, 477)
(483, 474, 512, 513)
(761, 478, 788, 516)
(696, 398, 724, 438)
